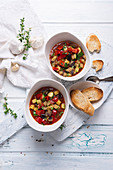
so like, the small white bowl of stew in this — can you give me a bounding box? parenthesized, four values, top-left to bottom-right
(25, 79, 69, 132)
(45, 32, 91, 81)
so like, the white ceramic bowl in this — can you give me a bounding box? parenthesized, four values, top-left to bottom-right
(45, 32, 91, 81)
(68, 81, 104, 110)
(25, 79, 69, 132)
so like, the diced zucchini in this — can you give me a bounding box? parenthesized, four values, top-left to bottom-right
(54, 90, 59, 95)
(37, 99, 42, 104)
(65, 59, 70, 64)
(32, 99, 37, 103)
(71, 54, 76, 60)
(47, 105, 54, 110)
(52, 56, 57, 61)
(53, 104, 60, 110)
(67, 73, 71, 77)
(34, 107, 38, 111)
(75, 67, 79, 73)
(48, 92, 54, 98)
(63, 46, 67, 51)
(56, 100, 61, 105)
(29, 105, 35, 110)
(61, 103, 65, 109)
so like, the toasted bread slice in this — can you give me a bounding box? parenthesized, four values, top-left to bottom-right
(86, 33, 101, 53)
(81, 87, 103, 102)
(71, 89, 94, 116)
(92, 60, 104, 72)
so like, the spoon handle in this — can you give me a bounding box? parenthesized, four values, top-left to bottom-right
(100, 76, 113, 81)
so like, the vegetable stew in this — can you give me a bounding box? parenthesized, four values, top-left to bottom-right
(29, 87, 65, 125)
(50, 41, 86, 77)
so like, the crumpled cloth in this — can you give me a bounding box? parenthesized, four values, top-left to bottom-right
(0, 0, 52, 93)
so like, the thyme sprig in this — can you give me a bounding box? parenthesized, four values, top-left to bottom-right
(17, 17, 32, 60)
(3, 96, 17, 119)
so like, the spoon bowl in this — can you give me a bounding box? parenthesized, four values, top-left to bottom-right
(86, 75, 113, 84)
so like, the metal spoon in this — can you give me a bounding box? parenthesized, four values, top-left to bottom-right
(86, 76, 113, 84)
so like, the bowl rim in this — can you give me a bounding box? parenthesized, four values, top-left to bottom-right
(25, 78, 69, 132)
(45, 31, 91, 81)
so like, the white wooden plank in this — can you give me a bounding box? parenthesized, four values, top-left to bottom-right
(44, 24, 113, 48)
(0, 125, 113, 153)
(29, 0, 113, 22)
(0, 152, 113, 170)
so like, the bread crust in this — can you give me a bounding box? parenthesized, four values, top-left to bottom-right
(86, 33, 101, 53)
(92, 60, 104, 72)
(71, 89, 94, 116)
(81, 87, 103, 102)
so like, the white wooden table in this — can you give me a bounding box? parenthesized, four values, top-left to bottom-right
(0, 0, 113, 169)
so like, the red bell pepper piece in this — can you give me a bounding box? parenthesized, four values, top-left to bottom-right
(45, 96, 49, 101)
(36, 93, 42, 99)
(57, 45, 63, 50)
(52, 97, 58, 102)
(67, 47, 73, 52)
(35, 117, 42, 124)
(59, 60, 65, 67)
(72, 48, 78, 53)
(52, 67, 59, 71)
(36, 110, 41, 116)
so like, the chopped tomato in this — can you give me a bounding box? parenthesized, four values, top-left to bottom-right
(67, 47, 73, 52)
(60, 53, 66, 59)
(59, 60, 65, 67)
(42, 119, 47, 125)
(52, 116, 57, 123)
(36, 110, 41, 116)
(40, 110, 45, 114)
(57, 45, 63, 50)
(35, 117, 42, 124)
(38, 105, 41, 109)
(72, 48, 78, 53)
(52, 67, 59, 71)
(57, 56, 62, 61)
(45, 96, 49, 101)
(66, 41, 69, 46)
(36, 93, 42, 99)
(52, 109, 57, 115)
(52, 97, 58, 102)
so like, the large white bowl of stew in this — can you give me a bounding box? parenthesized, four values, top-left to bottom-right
(45, 32, 91, 81)
(25, 79, 69, 132)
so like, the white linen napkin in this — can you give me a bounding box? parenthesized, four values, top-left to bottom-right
(0, 0, 52, 93)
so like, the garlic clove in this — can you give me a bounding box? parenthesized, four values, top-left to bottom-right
(9, 39, 24, 55)
(29, 36, 44, 49)
(11, 63, 20, 72)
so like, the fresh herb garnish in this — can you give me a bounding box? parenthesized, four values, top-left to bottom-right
(51, 53, 54, 57)
(44, 118, 47, 121)
(33, 111, 37, 116)
(64, 63, 68, 67)
(17, 17, 32, 60)
(59, 112, 63, 116)
(42, 106, 44, 110)
(59, 124, 65, 130)
(3, 96, 17, 119)
(77, 52, 83, 59)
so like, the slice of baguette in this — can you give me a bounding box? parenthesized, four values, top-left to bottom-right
(81, 87, 103, 102)
(86, 33, 101, 53)
(92, 60, 104, 72)
(71, 89, 94, 116)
